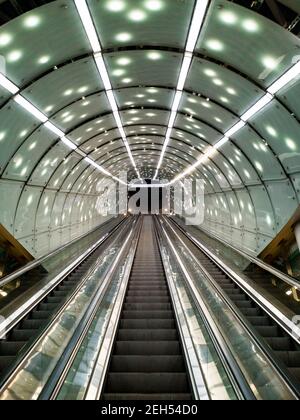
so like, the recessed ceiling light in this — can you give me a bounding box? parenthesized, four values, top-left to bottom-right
(115, 32, 132, 42)
(226, 87, 236, 95)
(7, 50, 22, 62)
(219, 10, 237, 25)
(262, 56, 278, 70)
(38, 55, 50, 64)
(0, 33, 12, 46)
(147, 52, 162, 60)
(112, 69, 126, 77)
(128, 9, 147, 22)
(106, 0, 126, 12)
(144, 0, 163, 11)
(24, 15, 41, 28)
(206, 39, 224, 51)
(117, 57, 131, 66)
(243, 19, 259, 32)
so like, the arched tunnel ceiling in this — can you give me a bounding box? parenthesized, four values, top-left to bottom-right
(0, 0, 300, 257)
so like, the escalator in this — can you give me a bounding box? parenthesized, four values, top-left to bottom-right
(102, 216, 192, 400)
(0, 219, 127, 382)
(170, 219, 300, 387)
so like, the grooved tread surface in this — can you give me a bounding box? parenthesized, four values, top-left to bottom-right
(102, 216, 191, 401)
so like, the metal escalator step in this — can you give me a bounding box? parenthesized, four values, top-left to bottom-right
(239, 307, 261, 316)
(233, 301, 253, 309)
(110, 355, 185, 373)
(247, 317, 271, 327)
(46, 296, 63, 304)
(120, 319, 176, 329)
(39, 303, 59, 311)
(124, 303, 171, 311)
(58, 285, 74, 291)
(222, 286, 246, 300)
(115, 341, 181, 356)
(128, 285, 167, 290)
(266, 337, 292, 351)
(0, 341, 27, 355)
(0, 356, 15, 373)
(255, 326, 279, 337)
(226, 294, 249, 301)
(127, 291, 169, 297)
(275, 351, 300, 367)
(126, 296, 170, 303)
(21, 319, 45, 329)
(288, 368, 300, 382)
(106, 373, 189, 393)
(122, 311, 174, 320)
(52, 290, 69, 297)
(118, 329, 178, 341)
(30, 311, 51, 320)
(102, 393, 192, 401)
(129, 281, 166, 286)
(10, 329, 36, 341)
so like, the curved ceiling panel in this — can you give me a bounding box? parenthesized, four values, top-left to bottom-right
(0, 0, 300, 257)
(196, 0, 300, 87)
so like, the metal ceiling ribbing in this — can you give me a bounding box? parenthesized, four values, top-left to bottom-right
(0, 0, 300, 256)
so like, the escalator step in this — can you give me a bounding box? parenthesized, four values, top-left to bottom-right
(226, 294, 249, 302)
(110, 355, 185, 373)
(118, 329, 178, 341)
(124, 303, 171, 311)
(0, 341, 27, 355)
(126, 297, 170, 303)
(122, 311, 174, 320)
(127, 291, 169, 297)
(240, 308, 261, 317)
(10, 330, 36, 341)
(266, 337, 292, 351)
(0, 356, 15, 373)
(39, 303, 59, 311)
(275, 351, 300, 367)
(21, 319, 45, 329)
(46, 297, 62, 304)
(233, 301, 253, 309)
(106, 373, 189, 393)
(102, 393, 192, 401)
(288, 368, 300, 382)
(52, 291, 69, 297)
(120, 319, 176, 329)
(115, 341, 181, 355)
(247, 317, 271, 327)
(256, 326, 279, 337)
(30, 311, 51, 320)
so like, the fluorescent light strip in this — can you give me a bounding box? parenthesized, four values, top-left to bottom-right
(14, 95, 48, 123)
(225, 120, 246, 138)
(44, 121, 65, 138)
(61, 136, 77, 150)
(1, 68, 123, 185)
(73, 0, 137, 173)
(177, 53, 193, 91)
(154, 3, 210, 180)
(94, 53, 112, 91)
(241, 93, 273, 121)
(172, 91, 183, 113)
(107, 90, 118, 112)
(0, 73, 19, 94)
(214, 136, 229, 149)
(168, 59, 300, 183)
(186, 0, 210, 53)
(268, 61, 300, 94)
(74, 0, 101, 53)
